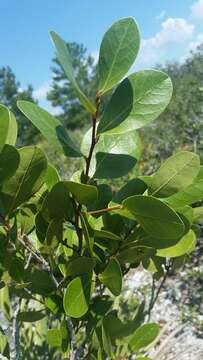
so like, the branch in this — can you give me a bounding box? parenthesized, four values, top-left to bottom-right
(87, 205, 123, 216)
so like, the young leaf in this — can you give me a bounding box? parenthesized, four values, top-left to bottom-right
(157, 229, 196, 258)
(63, 275, 92, 318)
(148, 151, 200, 198)
(98, 17, 140, 94)
(129, 323, 160, 352)
(97, 70, 173, 134)
(123, 195, 184, 239)
(0, 145, 20, 185)
(0, 104, 17, 151)
(17, 101, 82, 157)
(50, 31, 96, 115)
(0, 146, 47, 216)
(99, 259, 122, 296)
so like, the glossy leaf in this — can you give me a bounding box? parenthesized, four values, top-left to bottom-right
(0, 145, 20, 185)
(63, 275, 92, 318)
(157, 230, 196, 258)
(149, 151, 200, 198)
(98, 70, 173, 134)
(81, 127, 141, 179)
(123, 195, 185, 239)
(98, 17, 140, 94)
(129, 323, 160, 352)
(50, 31, 96, 114)
(17, 101, 82, 157)
(0, 104, 17, 151)
(0, 146, 47, 216)
(99, 259, 122, 296)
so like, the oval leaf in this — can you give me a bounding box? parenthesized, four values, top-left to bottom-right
(129, 323, 160, 352)
(117, 246, 156, 264)
(64, 181, 98, 206)
(149, 151, 200, 198)
(98, 70, 173, 134)
(63, 275, 92, 318)
(0, 145, 20, 185)
(123, 195, 185, 239)
(0, 105, 17, 151)
(98, 17, 140, 94)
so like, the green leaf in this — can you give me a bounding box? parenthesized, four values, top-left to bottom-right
(123, 195, 184, 239)
(113, 178, 147, 204)
(26, 268, 55, 295)
(117, 246, 156, 264)
(17, 101, 82, 157)
(82, 127, 141, 179)
(129, 323, 160, 352)
(98, 17, 140, 94)
(66, 257, 96, 277)
(95, 152, 136, 179)
(98, 70, 173, 134)
(102, 322, 112, 357)
(47, 329, 62, 348)
(80, 212, 94, 256)
(157, 229, 196, 258)
(193, 206, 203, 222)
(0, 145, 20, 185)
(18, 311, 46, 322)
(50, 31, 96, 114)
(99, 259, 122, 296)
(0, 104, 17, 151)
(63, 275, 92, 318)
(45, 182, 74, 220)
(45, 164, 60, 191)
(148, 151, 200, 198)
(165, 176, 203, 208)
(0, 146, 47, 216)
(64, 181, 98, 206)
(46, 218, 63, 248)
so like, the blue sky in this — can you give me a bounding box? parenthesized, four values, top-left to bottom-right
(1, 0, 203, 110)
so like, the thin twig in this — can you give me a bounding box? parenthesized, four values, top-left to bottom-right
(87, 204, 123, 216)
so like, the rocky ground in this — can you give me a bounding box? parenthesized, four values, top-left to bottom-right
(126, 265, 203, 360)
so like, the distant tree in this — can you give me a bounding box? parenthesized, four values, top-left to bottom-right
(0, 66, 38, 145)
(141, 45, 203, 173)
(47, 42, 98, 130)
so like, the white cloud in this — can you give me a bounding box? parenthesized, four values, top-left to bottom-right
(191, 0, 203, 20)
(187, 33, 203, 52)
(33, 81, 52, 100)
(137, 18, 194, 66)
(156, 10, 166, 21)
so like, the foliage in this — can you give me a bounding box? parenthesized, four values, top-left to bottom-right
(0, 17, 201, 360)
(0, 66, 38, 146)
(141, 45, 203, 173)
